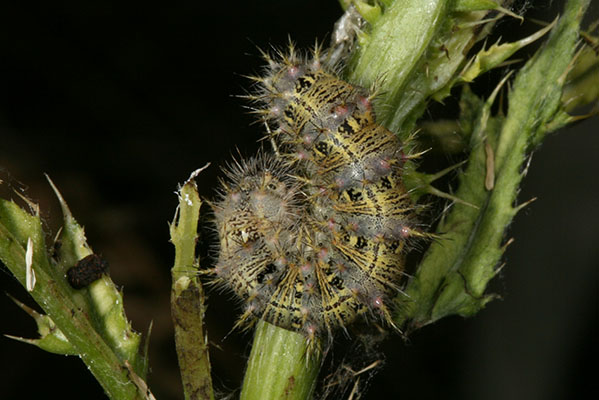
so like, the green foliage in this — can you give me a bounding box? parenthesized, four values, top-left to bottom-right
(244, 0, 595, 397)
(0, 0, 596, 399)
(339, 0, 592, 330)
(0, 179, 148, 399)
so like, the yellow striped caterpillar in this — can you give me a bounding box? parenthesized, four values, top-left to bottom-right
(212, 45, 422, 341)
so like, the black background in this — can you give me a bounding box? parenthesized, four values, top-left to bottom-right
(0, 1, 597, 399)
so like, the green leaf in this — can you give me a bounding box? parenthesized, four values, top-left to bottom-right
(0, 182, 146, 399)
(455, 0, 522, 20)
(562, 39, 599, 112)
(347, 0, 511, 137)
(353, 0, 382, 24)
(5, 294, 78, 355)
(396, 0, 591, 330)
(459, 19, 556, 83)
(46, 176, 145, 376)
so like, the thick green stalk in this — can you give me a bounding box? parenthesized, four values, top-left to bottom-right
(241, 320, 322, 400)
(170, 167, 215, 400)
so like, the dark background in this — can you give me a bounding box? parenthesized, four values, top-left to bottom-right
(0, 1, 597, 399)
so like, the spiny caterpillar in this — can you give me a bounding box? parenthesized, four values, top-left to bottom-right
(211, 44, 424, 341)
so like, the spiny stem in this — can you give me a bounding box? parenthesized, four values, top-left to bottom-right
(170, 166, 215, 400)
(0, 197, 143, 399)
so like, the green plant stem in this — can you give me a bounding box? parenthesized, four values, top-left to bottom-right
(241, 320, 322, 400)
(170, 167, 215, 400)
(47, 177, 146, 375)
(0, 199, 141, 399)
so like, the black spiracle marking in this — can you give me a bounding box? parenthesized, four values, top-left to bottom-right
(346, 188, 363, 202)
(284, 108, 294, 121)
(338, 120, 355, 136)
(380, 176, 393, 190)
(330, 275, 344, 291)
(257, 263, 277, 284)
(355, 236, 368, 250)
(315, 141, 331, 156)
(295, 75, 314, 93)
